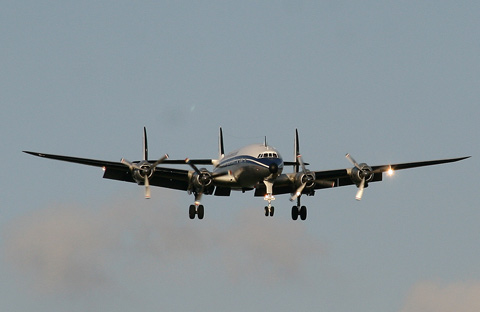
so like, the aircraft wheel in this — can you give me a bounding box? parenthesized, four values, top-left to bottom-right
(189, 205, 196, 219)
(300, 206, 307, 221)
(292, 206, 299, 220)
(264, 206, 269, 217)
(197, 205, 205, 220)
(269, 206, 274, 217)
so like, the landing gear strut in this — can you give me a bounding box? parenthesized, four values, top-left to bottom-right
(263, 180, 276, 217)
(264, 194, 275, 217)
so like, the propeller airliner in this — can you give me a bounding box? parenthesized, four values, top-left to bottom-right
(24, 128, 469, 220)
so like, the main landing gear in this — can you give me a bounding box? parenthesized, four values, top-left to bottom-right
(290, 196, 307, 221)
(263, 205, 307, 220)
(291, 205, 307, 221)
(189, 204, 204, 220)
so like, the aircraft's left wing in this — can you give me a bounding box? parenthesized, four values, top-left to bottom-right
(23, 151, 190, 191)
(255, 156, 470, 196)
(313, 156, 470, 189)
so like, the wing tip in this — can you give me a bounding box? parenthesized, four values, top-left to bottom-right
(23, 151, 43, 157)
(453, 156, 471, 162)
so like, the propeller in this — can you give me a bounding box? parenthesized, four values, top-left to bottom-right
(290, 155, 315, 201)
(185, 158, 211, 204)
(121, 154, 169, 199)
(345, 153, 373, 201)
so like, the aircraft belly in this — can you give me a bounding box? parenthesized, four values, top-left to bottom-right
(234, 164, 269, 188)
(214, 163, 267, 189)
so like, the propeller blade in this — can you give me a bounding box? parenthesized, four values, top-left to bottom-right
(355, 178, 365, 200)
(149, 154, 169, 169)
(290, 182, 306, 201)
(185, 158, 202, 175)
(297, 155, 307, 173)
(346, 153, 361, 169)
(121, 158, 140, 170)
(144, 175, 151, 199)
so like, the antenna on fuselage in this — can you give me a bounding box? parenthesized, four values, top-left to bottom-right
(264, 136, 268, 147)
(219, 127, 225, 159)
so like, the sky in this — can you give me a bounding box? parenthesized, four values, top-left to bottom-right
(1, 1, 479, 311)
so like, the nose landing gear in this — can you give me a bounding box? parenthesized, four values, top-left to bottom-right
(264, 205, 274, 217)
(263, 180, 276, 217)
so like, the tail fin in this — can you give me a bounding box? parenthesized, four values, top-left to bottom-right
(143, 127, 148, 160)
(218, 127, 225, 159)
(294, 129, 300, 173)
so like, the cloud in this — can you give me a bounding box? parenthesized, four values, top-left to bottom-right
(3, 204, 111, 293)
(400, 280, 480, 312)
(220, 210, 324, 283)
(2, 191, 324, 294)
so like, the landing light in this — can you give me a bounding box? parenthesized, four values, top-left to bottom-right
(387, 167, 394, 176)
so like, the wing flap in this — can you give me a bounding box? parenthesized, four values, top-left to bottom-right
(149, 167, 190, 191)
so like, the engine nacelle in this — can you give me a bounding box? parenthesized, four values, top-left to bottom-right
(294, 172, 316, 189)
(132, 163, 154, 184)
(191, 169, 213, 190)
(349, 163, 374, 185)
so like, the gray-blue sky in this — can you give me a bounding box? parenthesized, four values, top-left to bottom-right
(2, 1, 478, 311)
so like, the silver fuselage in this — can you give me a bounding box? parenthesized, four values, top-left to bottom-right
(212, 144, 283, 189)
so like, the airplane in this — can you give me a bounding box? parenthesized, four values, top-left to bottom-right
(24, 127, 469, 220)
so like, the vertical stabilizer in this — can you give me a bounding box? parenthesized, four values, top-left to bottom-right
(143, 127, 148, 161)
(294, 129, 300, 173)
(218, 127, 225, 159)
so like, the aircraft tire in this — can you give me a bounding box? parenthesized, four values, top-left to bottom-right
(197, 205, 204, 219)
(264, 206, 269, 217)
(300, 206, 307, 221)
(292, 206, 299, 220)
(269, 206, 274, 217)
(189, 205, 196, 219)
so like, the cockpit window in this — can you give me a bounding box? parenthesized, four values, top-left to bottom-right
(260, 152, 278, 158)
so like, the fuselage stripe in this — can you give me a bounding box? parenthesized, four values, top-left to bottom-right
(216, 155, 283, 169)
